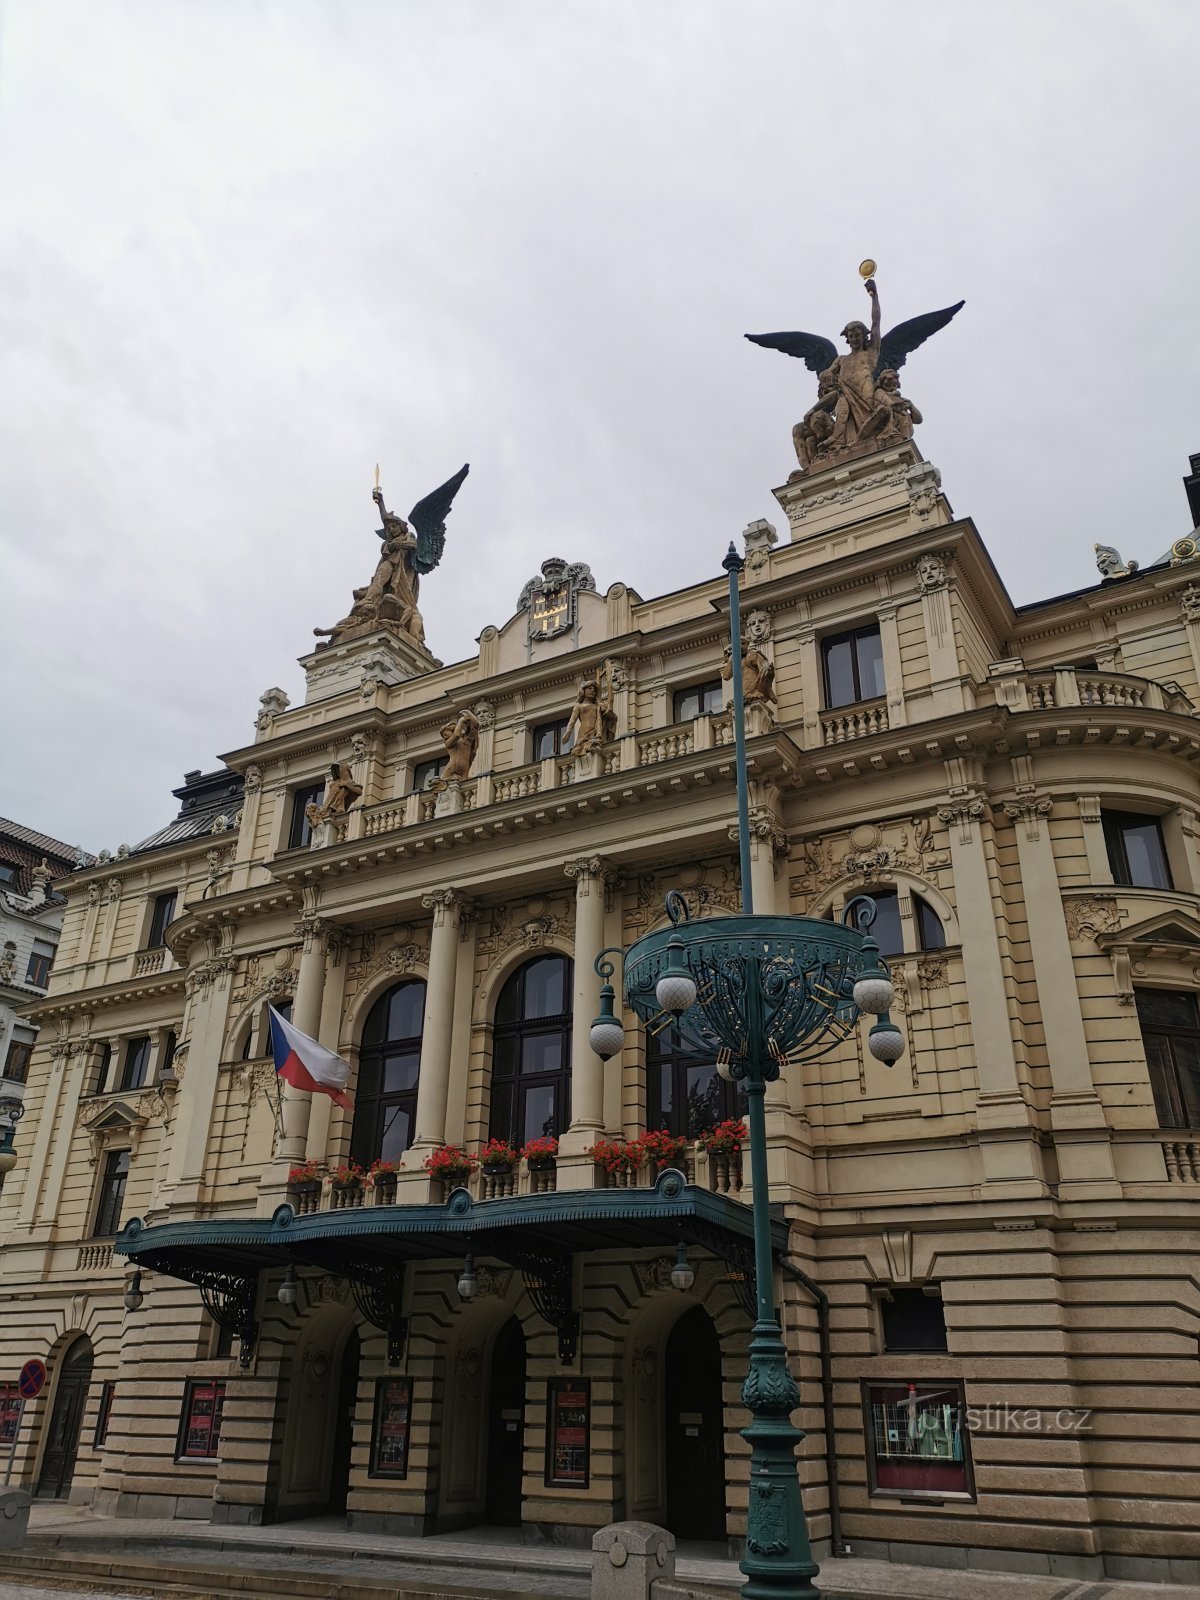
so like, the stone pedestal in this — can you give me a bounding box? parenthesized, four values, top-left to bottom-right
(592, 1522, 675, 1600)
(299, 628, 438, 706)
(773, 439, 933, 541)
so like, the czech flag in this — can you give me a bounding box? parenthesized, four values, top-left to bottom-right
(268, 1005, 354, 1110)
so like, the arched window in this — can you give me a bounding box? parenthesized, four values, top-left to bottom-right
(913, 894, 945, 951)
(647, 1023, 737, 1137)
(350, 981, 426, 1167)
(488, 955, 573, 1147)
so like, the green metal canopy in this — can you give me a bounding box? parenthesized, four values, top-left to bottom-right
(115, 1169, 787, 1366)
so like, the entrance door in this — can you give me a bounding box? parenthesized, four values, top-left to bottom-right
(484, 1317, 526, 1524)
(663, 1306, 725, 1540)
(327, 1330, 361, 1514)
(37, 1336, 94, 1499)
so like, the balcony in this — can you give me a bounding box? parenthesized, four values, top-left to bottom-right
(994, 664, 1195, 717)
(1162, 1137, 1200, 1183)
(820, 697, 888, 746)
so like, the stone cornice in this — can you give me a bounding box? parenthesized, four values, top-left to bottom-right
(20, 969, 187, 1022)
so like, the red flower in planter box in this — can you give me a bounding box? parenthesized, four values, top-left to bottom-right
(423, 1144, 477, 1180)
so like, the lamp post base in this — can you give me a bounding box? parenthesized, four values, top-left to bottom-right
(738, 1321, 821, 1600)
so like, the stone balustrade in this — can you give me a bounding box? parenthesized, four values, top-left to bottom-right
(820, 698, 888, 745)
(1162, 1139, 1200, 1182)
(132, 949, 165, 977)
(992, 664, 1195, 717)
(77, 1243, 114, 1272)
(637, 729, 693, 765)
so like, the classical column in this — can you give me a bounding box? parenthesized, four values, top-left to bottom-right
(277, 908, 333, 1162)
(561, 856, 614, 1150)
(936, 788, 1042, 1191)
(1003, 793, 1119, 1194)
(409, 889, 462, 1151)
(167, 939, 238, 1206)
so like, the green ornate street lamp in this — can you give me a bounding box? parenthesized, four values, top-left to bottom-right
(589, 545, 903, 1600)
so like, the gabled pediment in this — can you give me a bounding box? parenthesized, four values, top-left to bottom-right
(82, 1098, 148, 1162)
(1096, 909, 1200, 950)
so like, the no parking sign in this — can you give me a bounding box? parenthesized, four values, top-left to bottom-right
(17, 1360, 46, 1401)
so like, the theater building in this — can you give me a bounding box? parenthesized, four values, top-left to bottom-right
(2, 436, 1200, 1584)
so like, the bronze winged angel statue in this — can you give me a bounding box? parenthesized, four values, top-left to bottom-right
(747, 272, 963, 473)
(315, 463, 469, 649)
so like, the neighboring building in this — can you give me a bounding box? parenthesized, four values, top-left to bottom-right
(3, 433, 1200, 1586)
(0, 818, 91, 1168)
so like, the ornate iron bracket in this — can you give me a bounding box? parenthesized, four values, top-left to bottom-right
(348, 1263, 409, 1367)
(193, 1268, 260, 1368)
(682, 1216, 758, 1320)
(504, 1245, 578, 1364)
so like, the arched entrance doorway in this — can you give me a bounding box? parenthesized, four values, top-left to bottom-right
(37, 1335, 94, 1499)
(663, 1306, 725, 1540)
(327, 1330, 361, 1514)
(484, 1316, 526, 1524)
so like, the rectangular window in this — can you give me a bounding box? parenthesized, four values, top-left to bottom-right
(880, 1287, 948, 1352)
(0, 864, 16, 885)
(822, 625, 885, 709)
(0, 1383, 21, 1445)
(672, 680, 723, 722)
(177, 1379, 226, 1460)
(412, 756, 447, 794)
(532, 719, 571, 761)
(1136, 988, 1200, 1129)
(120, 1037, 152, 1091)
(160, 1031, 178, 1080)
(863, 1380, 973, 1500)
(93, 1149, 130, 1237)
(545, 1377, 590, 1488)
(94, 1381, 117, 1447)
(147, 891, 178, 949)
(288, 785, 325, 851)
(4, 1026, 36, 1085)
(1102, 810, 1172, 889)
(94, 1043, 113, 1095)
(370, 1376, 411, 1477)
(25, 939, 54, 989)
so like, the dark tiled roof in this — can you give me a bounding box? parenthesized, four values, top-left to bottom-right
(0, 817, 92, 900)
(132, 769, 245, 857)
(0, 817, 90, 865)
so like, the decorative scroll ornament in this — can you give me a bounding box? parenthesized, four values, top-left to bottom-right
(1064, 895, 1121, 942)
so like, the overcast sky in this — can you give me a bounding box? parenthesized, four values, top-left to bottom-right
(2, 0, 1197, 852)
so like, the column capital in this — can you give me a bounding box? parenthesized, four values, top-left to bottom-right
(295, 911, 332, 942)
(999, 793, 1053, 841)
(564, 855, 616, 890)
(421, 887, 464, 928)
(936, 795, 988, 845)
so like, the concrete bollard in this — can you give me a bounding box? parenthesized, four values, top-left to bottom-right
(0, 1490, 31, 1550)
(592, 1521, 676, 1600)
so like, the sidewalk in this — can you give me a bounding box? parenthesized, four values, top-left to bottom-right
(13, 1503, 1200, 1600)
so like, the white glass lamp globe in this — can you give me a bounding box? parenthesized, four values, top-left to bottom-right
(868, 1022, 905, 1064)
(589, 1017, 625, 1060)
(656, 970, 697, 1014)
(853, 974, 894, 1015)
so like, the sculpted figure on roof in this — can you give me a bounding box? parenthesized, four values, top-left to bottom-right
(747, 263, 963, 474)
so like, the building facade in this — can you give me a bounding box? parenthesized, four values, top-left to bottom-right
(0, 819, 91, 1174)
(3, 438, 1200, 1583)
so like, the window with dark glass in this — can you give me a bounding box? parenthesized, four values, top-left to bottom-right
(4, 1026, 35, 1085)
(864, 890, 903, 956)
(489, 955, 573, 1147)
(412, 756, 447, 793)
(1103, 810, 1172, 889)
(288, 785, 325, 850)
(0, 1383, 20, 1444)
(176, 1379, 226, 1460)
(120, 1036, 151, 1091)
(350, 981, 426, 1167)
(95, 1042, 113, 1094)
(160, 1032, 178, 1079)
(93, 1149, 130, 1237)
(1136, 988, 1200, 1129)
(647, 1022, 737, 1137)
(914, 895, 946, 951)
(822, 625, 885, 709)
(0, 864, 16, 886)
(862, 1379, 973, 1499)
(672, 680, 723, 722)
(880, 1287, 948, 1351)
(25, 939, 54, 988)
(532, 719, 572, 760)
(147, 891, 177, 948)
(94, 1381, 117, 1446)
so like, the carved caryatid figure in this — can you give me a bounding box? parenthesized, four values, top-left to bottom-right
(432, 708, 481, 790)
(315, 464, 469, 648)
(564, 661, 618, 754)
(747, 265, 963, 473)
(305, 762, 364, 830)
(722, 638, 776, 706)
